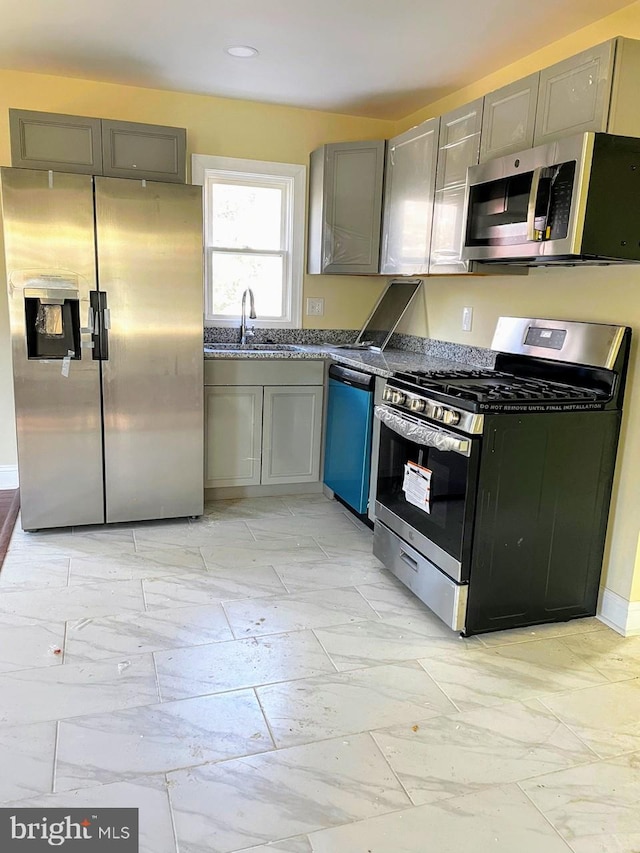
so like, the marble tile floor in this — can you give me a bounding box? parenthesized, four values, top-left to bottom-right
(0, 493, 639, 852)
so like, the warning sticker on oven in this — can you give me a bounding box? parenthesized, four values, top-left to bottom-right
(403, 461, 432, 513)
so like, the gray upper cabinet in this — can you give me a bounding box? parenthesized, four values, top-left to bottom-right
(9, 109, 103, 175)
(533, 40, 616, 146)
(480, 73, 540, 162)
(308, 140, 385, 275)
(101, 120, 186, 183)
(480, 38, 640, 156)
(429, 99, 483, 275)
(303, 38, 640, 278)
(380, 117, 440, 275)
(9, 109, 186, 182)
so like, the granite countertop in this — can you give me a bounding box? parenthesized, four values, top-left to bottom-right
(203, 344, 484, 378)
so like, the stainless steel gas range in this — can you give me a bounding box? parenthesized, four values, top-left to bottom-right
(373, 316, 630, 637)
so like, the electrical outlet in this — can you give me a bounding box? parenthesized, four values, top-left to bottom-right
(462, 306, 473, 332)
(306, 297, 324, 316)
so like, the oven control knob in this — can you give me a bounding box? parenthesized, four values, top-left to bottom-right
(432, 405, 444, 421)
(390, 390, 407, 406)
(382, 386, 394, 403)
(442, 409, 461, 426)
(409, 398, 426, 413)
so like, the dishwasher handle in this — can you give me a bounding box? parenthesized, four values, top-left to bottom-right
(328, 363, 375, 391)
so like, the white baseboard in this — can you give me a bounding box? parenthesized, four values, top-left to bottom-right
(0, 465, 18, 490)
(597, 587, 640, 637)
(628, 603, 640, 637)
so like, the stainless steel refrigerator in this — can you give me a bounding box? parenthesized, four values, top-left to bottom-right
(1, 167, 204, 531)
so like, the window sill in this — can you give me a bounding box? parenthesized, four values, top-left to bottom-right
(205, 317, 302, 330)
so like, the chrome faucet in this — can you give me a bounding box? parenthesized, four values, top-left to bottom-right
(240, 287, 257, 344)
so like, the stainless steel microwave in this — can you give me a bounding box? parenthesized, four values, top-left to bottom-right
(462, 132, 640, 266)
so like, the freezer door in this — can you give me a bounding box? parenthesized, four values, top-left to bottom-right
(95, 177, 204, 523)
(0, 168, 104, 529)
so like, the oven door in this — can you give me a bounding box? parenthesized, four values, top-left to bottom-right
(374, 405, 480, 582)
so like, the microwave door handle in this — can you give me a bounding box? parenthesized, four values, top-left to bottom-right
(526, 167, 544, 242)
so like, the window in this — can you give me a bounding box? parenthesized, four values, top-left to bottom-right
(192, 155, 306, 328)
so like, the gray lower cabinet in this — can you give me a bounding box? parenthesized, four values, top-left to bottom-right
(204, 360, 324, 490)
(101, 120, 186, 183)
(308, 140, 385, 274)
(9, 109, 186, 182)
(262, 386, 323, 485)
(204, 385, 263, 487)
(429, 99, 483, 275)
(480, 73, 540, 162)
(9, 110, 103, 175)
(380, 118, 440, 275)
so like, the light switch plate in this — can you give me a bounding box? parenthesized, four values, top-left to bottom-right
(462, 306, 473, 332)
(306, 297, 324, 316)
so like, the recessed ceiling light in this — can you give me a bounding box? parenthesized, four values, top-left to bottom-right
(225, 46, 259, 58)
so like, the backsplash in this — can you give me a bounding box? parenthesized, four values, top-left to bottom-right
(203, 327, 495, 367)
(204, 327, 357, 345)
(388, 332, 496, 368)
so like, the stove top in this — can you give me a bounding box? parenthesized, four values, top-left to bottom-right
(393, 368, 609, 411)
(380, 319, 629, 435)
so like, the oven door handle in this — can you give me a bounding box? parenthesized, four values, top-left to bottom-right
(375, 405, 471, 457)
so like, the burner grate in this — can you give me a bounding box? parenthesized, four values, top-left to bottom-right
(394, 367, 608, 406)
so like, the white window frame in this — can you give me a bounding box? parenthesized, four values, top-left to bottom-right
(192, 154, 306, 329)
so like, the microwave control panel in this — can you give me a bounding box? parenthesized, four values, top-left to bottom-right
(546, 162, 576, 240)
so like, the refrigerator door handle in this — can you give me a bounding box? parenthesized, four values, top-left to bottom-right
(87, 305, 100, 335)
(89, 291, 109, 361)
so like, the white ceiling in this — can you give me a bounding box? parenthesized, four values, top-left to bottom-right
(0, 0, 634, 119)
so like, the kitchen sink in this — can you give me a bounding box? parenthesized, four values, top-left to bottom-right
(204, 343, 305, 352)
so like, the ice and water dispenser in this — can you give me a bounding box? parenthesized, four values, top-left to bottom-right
(24, 288, 81, 359)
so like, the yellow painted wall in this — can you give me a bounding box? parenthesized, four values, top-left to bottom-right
(395, 0, 640, 604)
(0, 70, 396, 472)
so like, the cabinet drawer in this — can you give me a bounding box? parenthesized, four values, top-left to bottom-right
(204, 359, 324, 386)
(373, 521, 467, 631)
